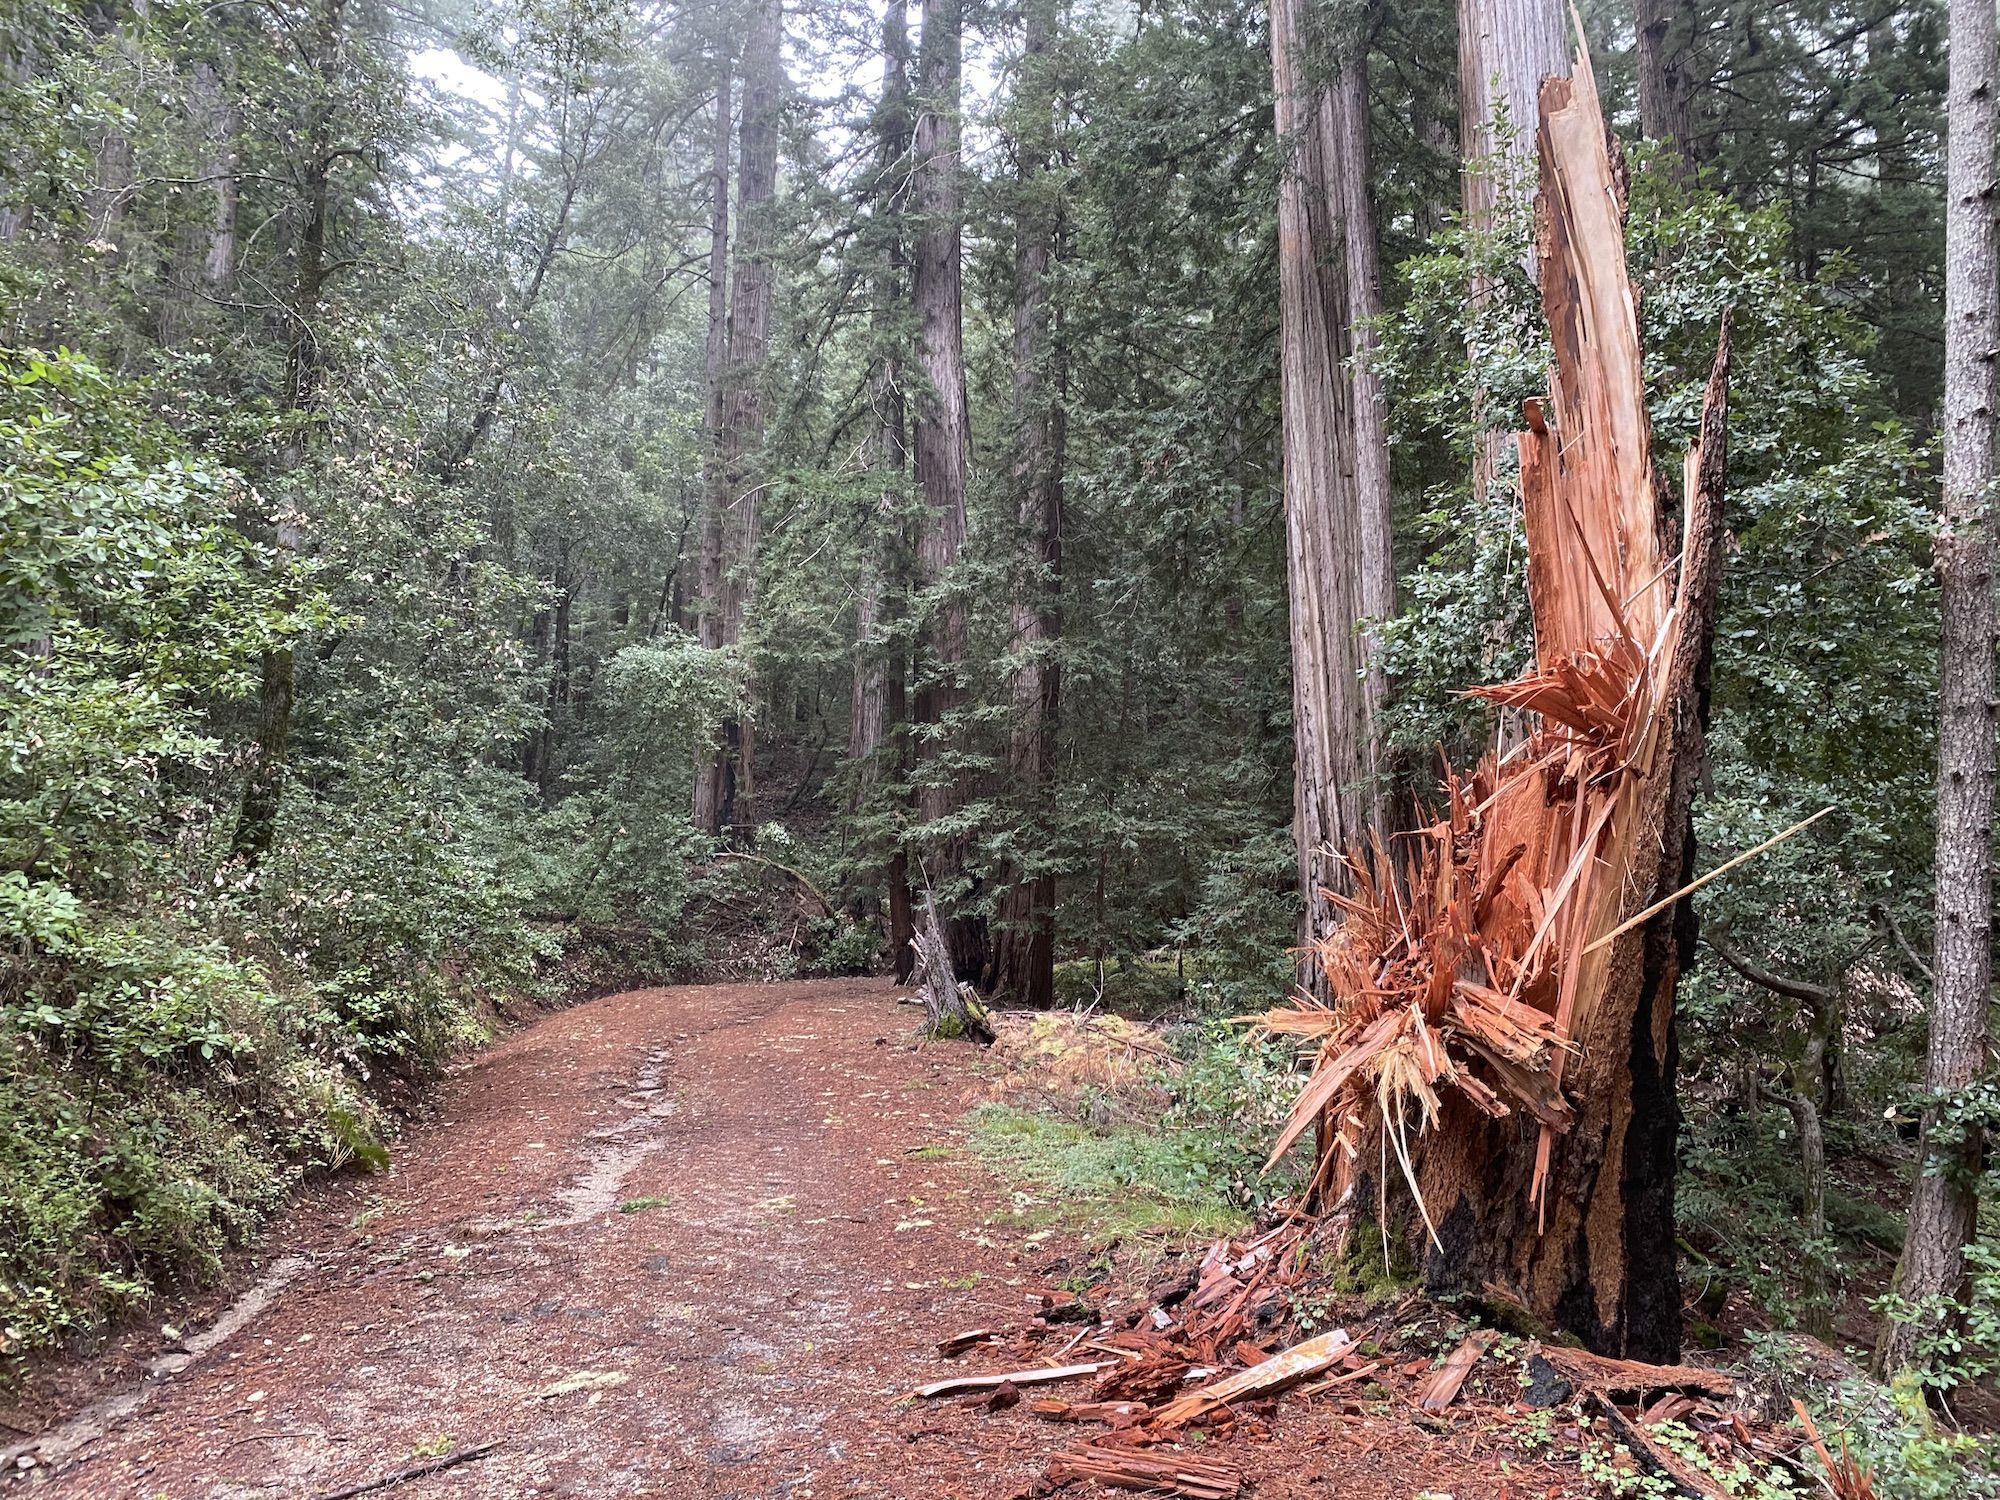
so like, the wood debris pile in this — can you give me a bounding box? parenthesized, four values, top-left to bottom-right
(1256, 43, 1738, 1230)
(913, 1239, 1840, 1500)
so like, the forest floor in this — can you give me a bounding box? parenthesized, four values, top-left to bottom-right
(0, 979, 1591, 1499)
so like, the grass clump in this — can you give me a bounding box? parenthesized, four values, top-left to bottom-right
(964, 1101, 1248, 1242)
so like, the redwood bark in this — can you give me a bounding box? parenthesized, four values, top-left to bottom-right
(849, 0, 912, 791)
(694, 56, 735, 833)
(990, 0, 1066, 1009)
(1269, 0, 1388, 969)
(1458, 0, 1567, 501)
(1878, 0, 1998, 1375)
(909, 0, 982, 975)
(1633, 0, 1698, 165)
(850, 0, 917, 973)
(695, 0, 782, 837)
(1325, 48, 1393, 822)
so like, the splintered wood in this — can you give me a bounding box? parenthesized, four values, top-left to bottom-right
(1257, 37, 1737, 1230)
(1045, 1446, 1243, 1498)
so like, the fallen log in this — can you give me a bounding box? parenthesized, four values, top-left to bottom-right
(1535, 1345, 1734, 1401)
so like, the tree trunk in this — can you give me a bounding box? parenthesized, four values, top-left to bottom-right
(1633, 0, 1698, 167)
(851, 0, 919, 966)
(909, 0, 982, 976)
(1878, 0, 1998, 1375)
(233, 0, 338, 863)
(849, 0, 912, 794)
(694, 55, 735, 835)
(989, 0, 1066, 1010)
(1458, 0, 1567, 502)
(161, 56, 235, 346)
(1396, 59, 1729, 1360)
(1269, 0, 1386, 973)
(1324, 42, 1393, 826)
(0, 30, 38, 243)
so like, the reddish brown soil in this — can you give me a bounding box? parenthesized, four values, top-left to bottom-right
(3, 980, 1586, 1499)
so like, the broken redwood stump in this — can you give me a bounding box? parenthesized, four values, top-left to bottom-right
(1256, 37, 1735, 1362)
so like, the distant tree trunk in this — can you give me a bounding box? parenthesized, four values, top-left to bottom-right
(722, 0, 781, 819)
(0, 30, 38, 243)
(1879, 0, 1998, 1376)
(233, 0, 338, 863)
(84, 0, 146, 247)
(1458, 0, 1567, 502)
(849, 0, 912, 793)
(990, 0, 1065, 1009)
(161, 57, 235, 346)
(851, 0, 918, 970)
(694, 55, 735, 835)
(1269, 0, 1388, 975)
(1324, 41, 1393, 824)
(1633, 0, 1698, 166)
(1707, 929, 1841, 1337)
(909, 0, 982, 976)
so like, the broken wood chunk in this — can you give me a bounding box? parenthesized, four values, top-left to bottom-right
(1150, 1328, 1351, 1429)
(1093, 1353, 1190, 1407)
(1044, 1443, 1243, 1499)
(937, 1328, 997, 1358)
(1418, 1329, 1498, 1412)
(1536, 1345, 1734, 1401)
(914, 1360, 1115, 1400)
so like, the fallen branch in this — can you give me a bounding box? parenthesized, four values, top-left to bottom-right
(713, 851, 837, 917)
(1590, 1393, 1731, 1500)
(1537, 1345, 1734, 1401)
(311, 1441, 501, 1500)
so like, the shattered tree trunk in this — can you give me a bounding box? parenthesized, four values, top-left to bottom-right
(912, 892, 991, 1043)
(1416, 58, 1726, 1360)
(1264, 48, 1731, 1362)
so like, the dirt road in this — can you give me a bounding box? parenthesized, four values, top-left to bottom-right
(5, 980, 1565, 1499)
